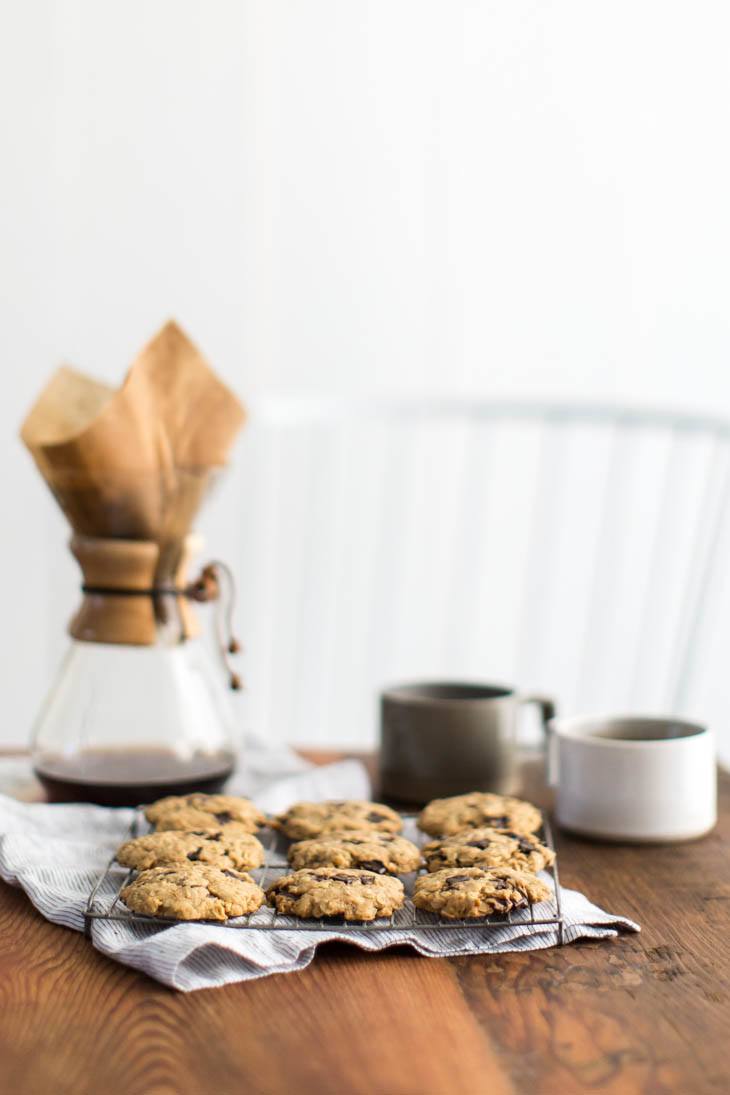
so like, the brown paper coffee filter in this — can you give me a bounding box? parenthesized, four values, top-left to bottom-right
(21, 322, 245, 647)
(21, 320, 245, 545)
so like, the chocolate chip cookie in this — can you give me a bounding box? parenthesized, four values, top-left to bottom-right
(422, 827, 554, 874)
(274, 800, 403, 841)
(117, 829, 265, 872)
(287, 830, 422, 875)
(266, 868, 405, 920)
(145, 793, 266, 834)
(413, 866, 551, 919)
(120, 864, 265, 921)
(417, 792, 542, 836)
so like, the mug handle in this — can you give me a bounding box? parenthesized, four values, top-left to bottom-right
(521, 694, 558, 787)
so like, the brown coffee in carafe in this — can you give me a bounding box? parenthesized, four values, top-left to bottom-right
(35, 749, 236, 807)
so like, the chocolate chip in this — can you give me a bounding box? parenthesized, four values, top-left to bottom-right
(499, 830, 537, 854)
(186, 847, 204, 861)
(329, 872, 377, 886)
(359, 860, 386, 874)
(486, 815, 510, 828)
(214, 811, 233, 823)
(444, 874, 472, 890)
(366, 811, 388, 823)
(467, 839, 492, 849)
(516, 838, 537, 855)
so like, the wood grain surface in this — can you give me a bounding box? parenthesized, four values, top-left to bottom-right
(0, 755, 728, 1095)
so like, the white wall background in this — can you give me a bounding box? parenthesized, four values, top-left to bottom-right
(2, 2, 730, 754)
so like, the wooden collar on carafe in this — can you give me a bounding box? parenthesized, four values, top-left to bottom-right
(69, 534, 242, 688)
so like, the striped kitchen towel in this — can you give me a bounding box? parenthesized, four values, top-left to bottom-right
(0, 746, 639, 992)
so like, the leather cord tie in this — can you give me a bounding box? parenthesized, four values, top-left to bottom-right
(82, 559, 243, 691)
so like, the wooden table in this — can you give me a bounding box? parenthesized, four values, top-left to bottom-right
(0, 754, 728, 1095)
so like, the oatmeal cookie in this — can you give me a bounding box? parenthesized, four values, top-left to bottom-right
(274, 800, 402, 841)
(117, 829, 265, 872)
(413, 866, 551, 919)
(417, 792, 541, 836)
(266, 867, 405, 920)
(120, 864, 264, 921)
(422, 826, 554, 874)
(145, 793, 266, 834)
(287, 830, 421, 875)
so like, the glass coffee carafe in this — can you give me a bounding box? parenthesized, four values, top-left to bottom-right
(21, 322, 247, 806)
(32, 530, 239, 806)
(30, 474, 241, 806)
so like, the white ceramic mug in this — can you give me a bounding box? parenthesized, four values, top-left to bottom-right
(547, 714, 717, 842)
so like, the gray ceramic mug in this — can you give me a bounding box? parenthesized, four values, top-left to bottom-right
(379, 682, 555, 804)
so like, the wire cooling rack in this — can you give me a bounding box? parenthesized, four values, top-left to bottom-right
(84, 813, 565, 944)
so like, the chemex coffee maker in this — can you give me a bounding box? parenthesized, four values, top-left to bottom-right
(20, 321, 246, 806)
